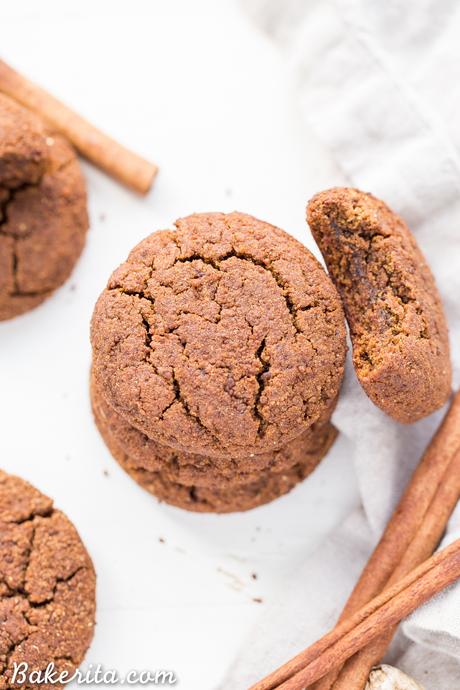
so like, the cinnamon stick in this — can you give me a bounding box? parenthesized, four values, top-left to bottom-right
(310, 390, 460, 690)
(0, 59, 158, 194)
(250, 539, 460, 690)
(330, 444, 460, 690)
(250, 391, 460, 690)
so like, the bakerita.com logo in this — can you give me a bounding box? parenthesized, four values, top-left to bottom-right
(11, 663, 177, 685)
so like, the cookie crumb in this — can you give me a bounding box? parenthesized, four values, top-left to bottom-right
(253, 597, 263, 604)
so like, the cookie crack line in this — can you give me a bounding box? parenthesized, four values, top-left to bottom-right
(1, 503, 53, 525)
(26, 565, 88, 610)
(115, 247, 316, 336)
(173, 250, 309, 335)
(172, 252, 328, 419)
(1, 561, 86, 677)
(1, 574, 89, 679)
(163, 322, 277, 444)
(1, 504, 89, 605)
(169, 366, 223, 446)
(254, 338, 269, 436)
(1, 470, 95, 686)
(2, 643, 79, 682)
(0, 148, 75, 302)
(140, 321, 223, 446)
(119, 314, 298, 450)
(0, 177, 45, 238)
(1, 573, 82, 676)
(112, 247, 330, 440)
(0, 184, 38, 300)
(1, 630, 30, 677)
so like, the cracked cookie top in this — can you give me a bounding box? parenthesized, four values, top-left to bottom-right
(0, 470, 96, 689)
(307, 187, 451, 423)
(91, 212, 346, 457)
(0, 93, 88, 321)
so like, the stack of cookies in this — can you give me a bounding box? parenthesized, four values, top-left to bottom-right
(90, 212, 347, 512)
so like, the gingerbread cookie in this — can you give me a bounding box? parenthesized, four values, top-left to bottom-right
(307, 188, 451, 423)
(93, 395, 337, 513)
(91, 369, 337, 488)
(0, 94, 88, 321)
(91, 212, 346, 457)
(0, 470, 96, 689)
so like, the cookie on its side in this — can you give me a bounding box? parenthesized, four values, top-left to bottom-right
(307, 188, 451, 423)
(0, 93, 88, 321)
(91, 212, 346, 458)
(92, 388, 337, 513)
(91, 370, 337, 487)
(0, 470, 96, 689)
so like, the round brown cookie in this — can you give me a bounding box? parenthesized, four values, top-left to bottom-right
(307, 188, 451, 423)
(91, 368, 337, 488)
(91, 212, 346, 458)
(93, 396, 338, 512)
(0, 94, 88, 321)
(0, 469, 96, 689)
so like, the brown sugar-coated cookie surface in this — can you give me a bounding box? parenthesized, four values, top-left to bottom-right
(0, 470, 96, 689)
(307, 188, 451, 423)
(91, 212, 346, 457)
(91, 370, 337, 488)
(0, 94, 88, 321)
(93, 391, 337, 512)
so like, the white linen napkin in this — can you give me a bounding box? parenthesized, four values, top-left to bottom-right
(221, 0, 460, 687)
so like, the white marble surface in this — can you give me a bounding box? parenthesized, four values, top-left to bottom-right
(0, 1, 359, 687)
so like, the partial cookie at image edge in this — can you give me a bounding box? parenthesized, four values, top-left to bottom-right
(0, 469, 96, 689)
(0, 93, 88, 321)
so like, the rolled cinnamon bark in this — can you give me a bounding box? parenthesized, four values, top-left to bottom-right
(331, 445, 460, 690)
(250, 539, 460, 690)
(310, 390, 460, 690)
